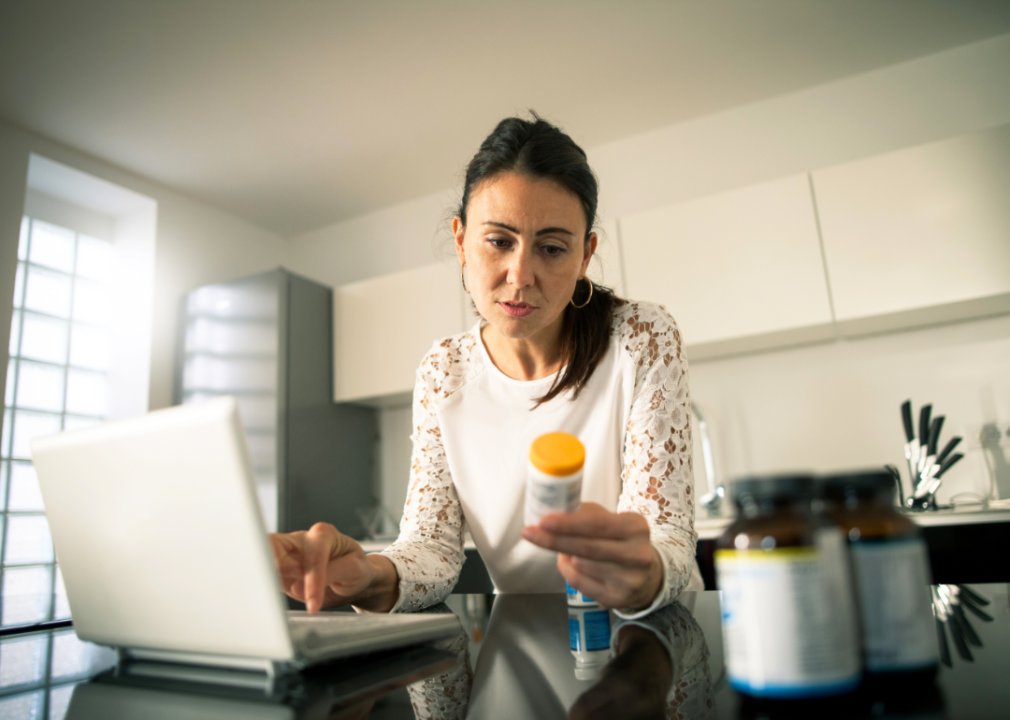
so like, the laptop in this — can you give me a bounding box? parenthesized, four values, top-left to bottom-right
(30, 396, 460, 675)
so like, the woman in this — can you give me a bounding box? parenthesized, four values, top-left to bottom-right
(271, 115, 700, 619)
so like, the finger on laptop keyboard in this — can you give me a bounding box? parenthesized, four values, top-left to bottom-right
(304, 523, 341, 613)
(269, 532, 312, 603)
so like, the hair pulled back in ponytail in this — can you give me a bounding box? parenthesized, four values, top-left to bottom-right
(457, 113, 623, 407)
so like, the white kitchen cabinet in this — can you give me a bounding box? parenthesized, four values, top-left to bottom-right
(620, 174, 834, 359)
(334, 261, 466, 403)
(812, 123, 1010, 336)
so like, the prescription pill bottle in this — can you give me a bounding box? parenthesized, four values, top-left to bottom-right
(822, 470, 938, 688)
(524, 432, 584, 527)
(716, 474, 861, 701)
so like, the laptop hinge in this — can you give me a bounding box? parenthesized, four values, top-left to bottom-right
(114, 647, 291, 694)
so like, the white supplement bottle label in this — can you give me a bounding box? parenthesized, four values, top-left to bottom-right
(850, 537, 938, 672)
(524, 468, 582, 526)
(716, 528, 861, 698)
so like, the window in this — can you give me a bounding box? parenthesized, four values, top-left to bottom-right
(2, 216, 114, 629)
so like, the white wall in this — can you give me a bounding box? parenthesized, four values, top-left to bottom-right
(0, 119, 285, 415)
(690, 315, 1010, 505)
(285, 189, 458, 289)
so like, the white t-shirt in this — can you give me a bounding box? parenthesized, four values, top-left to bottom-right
(380, 300, 700, 617)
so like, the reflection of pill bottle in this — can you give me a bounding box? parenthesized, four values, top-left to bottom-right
(568, 604, 611, 680)
(716, 474, 861, 702)
(566, 582, 596, 607)
(822, 470, 938, 694)
(524, 432, 584, 527)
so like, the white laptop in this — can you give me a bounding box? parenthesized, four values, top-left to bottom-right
(30, 396, 460, 675)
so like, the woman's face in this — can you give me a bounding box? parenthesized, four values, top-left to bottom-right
(454, 172, 596, 345)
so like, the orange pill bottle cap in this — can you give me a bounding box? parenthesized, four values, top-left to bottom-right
(529, 432, 585, 476)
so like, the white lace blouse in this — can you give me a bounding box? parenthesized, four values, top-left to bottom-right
(379, 300, 699, 617)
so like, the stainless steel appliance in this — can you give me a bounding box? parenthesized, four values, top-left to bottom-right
(174, 268, 376, 536)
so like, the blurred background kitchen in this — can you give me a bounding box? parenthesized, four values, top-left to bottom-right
(1, 0, 1009, 629)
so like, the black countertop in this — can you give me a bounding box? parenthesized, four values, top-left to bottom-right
(1, 585, 1008, 719)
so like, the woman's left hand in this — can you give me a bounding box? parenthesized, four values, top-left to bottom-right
(520, 502, 663, 611)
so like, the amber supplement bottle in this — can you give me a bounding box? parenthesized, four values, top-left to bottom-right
(716, 474, 861, 703)
(822, 470, 938, 692)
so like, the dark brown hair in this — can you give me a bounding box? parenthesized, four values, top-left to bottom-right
(458, 114, 623, 407)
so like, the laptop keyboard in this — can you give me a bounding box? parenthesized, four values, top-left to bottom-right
(288, 611, 431, 627)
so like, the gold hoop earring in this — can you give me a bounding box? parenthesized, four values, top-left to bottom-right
(570, 277, 593, 308)
(461, 263, 470, 295)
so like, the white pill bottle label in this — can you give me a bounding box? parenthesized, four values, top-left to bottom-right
(850, 537, 938, 672)
(716, 529, 861, 698)
(524, 465, 582, 526)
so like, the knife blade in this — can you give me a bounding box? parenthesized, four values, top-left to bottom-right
(936, 436, 962, 466)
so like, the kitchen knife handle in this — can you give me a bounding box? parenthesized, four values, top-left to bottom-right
(935, 452, 964, 479)
(952, 604, 983, 647)
(902, 400, 915, 443)
(947, 611, 974, 661)
(960, 596, 995, 622)
(958, 584, 991, 608)
(919, 404, 933, 446)
(928, 416, 944, 456)
(936, 436, 962, 465)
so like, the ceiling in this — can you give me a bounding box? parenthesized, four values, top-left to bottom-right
(2, 1, 1009, 236)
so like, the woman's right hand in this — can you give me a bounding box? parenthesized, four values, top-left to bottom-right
(270, 522, 388, 613)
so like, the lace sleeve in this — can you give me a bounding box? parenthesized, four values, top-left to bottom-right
(615, 303, 697, 617)
(378, 339, 468, 613)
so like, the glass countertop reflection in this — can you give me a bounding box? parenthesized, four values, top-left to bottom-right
(0, 585, 1008, 719)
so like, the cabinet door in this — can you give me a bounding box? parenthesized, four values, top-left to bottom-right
(812, 124, 1010, 334)
(334, 262, 466, 402)
(620, 174, 834, 358)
